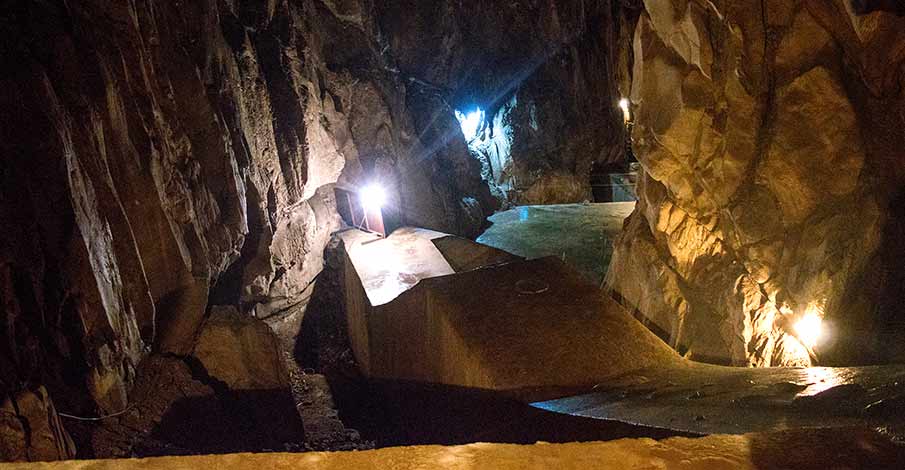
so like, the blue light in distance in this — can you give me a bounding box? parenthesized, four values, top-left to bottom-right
(455, 107, 485, 141)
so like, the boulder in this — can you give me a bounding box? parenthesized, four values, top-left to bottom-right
(0, 387, 75, 462)
(192, 307, 289, 391)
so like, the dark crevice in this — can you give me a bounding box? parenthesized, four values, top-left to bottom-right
(208, 183, 267, 309)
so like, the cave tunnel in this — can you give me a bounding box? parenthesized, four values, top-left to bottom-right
(3, 0, 905, 468)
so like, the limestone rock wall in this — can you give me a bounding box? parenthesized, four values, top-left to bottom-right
(606, 0, 905, 366)
(377, 0, 631, 205)
(0, 0, 500, 435)
(0, 387, 75, 462)
(192, 306, 288, 391)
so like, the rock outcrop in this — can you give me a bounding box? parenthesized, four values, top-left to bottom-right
(606, 0, 905, 366)
(192, 307, 288, 391)
(79, 353, 304, 458)
(378, 0, 631, 205)
(0, 0, 515, 450)
(0, 387, 75, 462)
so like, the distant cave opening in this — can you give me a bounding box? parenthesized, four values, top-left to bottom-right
(454, 99, 516, 205)
(454, 107, 486, 143)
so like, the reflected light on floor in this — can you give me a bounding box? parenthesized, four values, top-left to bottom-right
(797, 367, 846, 397)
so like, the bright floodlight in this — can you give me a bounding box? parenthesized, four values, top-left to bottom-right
(455, 108, 485, 141)
(360, 184, 386, 210)
(618, 98, 631, 122)
(794, 310, 824, 349)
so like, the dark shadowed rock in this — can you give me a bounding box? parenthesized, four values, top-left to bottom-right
(0, 387, 75, 462)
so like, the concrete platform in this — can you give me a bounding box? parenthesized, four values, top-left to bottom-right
(6, 428, 903, 469)
(339, 227, 679, 398)
(476, 202, 635, 284)
(338, 226, 905, 440)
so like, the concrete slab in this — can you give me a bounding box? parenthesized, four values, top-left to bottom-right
(476, 202, 635, 284)
(5, 428, 903, 469)
(337, 228, 455, 306)
(339, 225, 905, 440)
(341, 231, 679, 397)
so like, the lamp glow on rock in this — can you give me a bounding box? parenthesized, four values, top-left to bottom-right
(618, 98, 631, 123)
(794, 306, 824, 349)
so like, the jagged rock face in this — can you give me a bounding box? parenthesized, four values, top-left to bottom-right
(0, 0, 337, 417)
(377, 0, 629, 204)
(0, 0, 502, 431)
(0, 387, 75, 462)
(606, 0, 905, 366)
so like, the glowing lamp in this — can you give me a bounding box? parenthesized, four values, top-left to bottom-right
(360, 184, 386, 210)
(618, 98, 631, 123)
(794, 309, 824, 349)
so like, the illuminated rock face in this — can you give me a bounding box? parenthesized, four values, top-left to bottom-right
(606, 0, 905, 366)
(378, 0, 630, 205)
(0, 0, 498, 425)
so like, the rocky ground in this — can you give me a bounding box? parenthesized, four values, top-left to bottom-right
(267, 238, 373, 451)
(59, 240, 370, 457)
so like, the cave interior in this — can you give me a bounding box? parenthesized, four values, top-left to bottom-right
(2, 0, 905, 467)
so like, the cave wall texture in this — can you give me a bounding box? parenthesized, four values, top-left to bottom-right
(7, 0, 904, 461)
(0, 0, 630, 458)
(606, 0, 905, 367)
(0, 0, 501, 424)
(379, 0, 630, 205)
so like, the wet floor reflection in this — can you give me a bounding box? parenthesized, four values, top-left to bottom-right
(534, 363, 905, 438)
(796, 367, 848, 397)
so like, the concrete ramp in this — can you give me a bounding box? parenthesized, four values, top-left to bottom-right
(339, 228, 679, 397)
(338, 227, 905, 439)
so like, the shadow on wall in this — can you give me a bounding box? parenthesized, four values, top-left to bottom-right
(875, 189, 905, 363)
